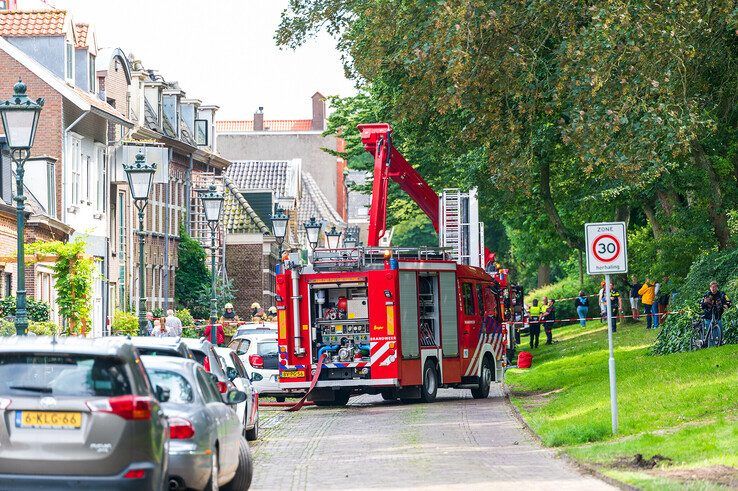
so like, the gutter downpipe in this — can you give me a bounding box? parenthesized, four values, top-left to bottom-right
(163, 147, 173, 310)
(62, 110, 89, 223)
(185, 154, 193, 234)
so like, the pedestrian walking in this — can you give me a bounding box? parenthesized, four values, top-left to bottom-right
(528, 299, 542, 349)
(145, 311, 154, 335)
(165, 309, 183, 337)
(639, 279, 659, 329)
(628, 275, 642, 320)
(543, 299, 556, 344)
(574, 291, 589, 327)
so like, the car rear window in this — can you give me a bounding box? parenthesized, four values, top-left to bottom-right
(136, 347, 182, 358)
(190, 349, 206, 365)
(257, 341, 278, 356)
(147, 369, 193, 404)
(0, 354, 131, 397)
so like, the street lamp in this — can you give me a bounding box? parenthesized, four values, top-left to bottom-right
(0, 79, 44, 336)
(198, 185, 224, 346)
(123, 151, 156, 336)
(304, 217, 322, 251)
(270, 207, 289, 253)
(325, 225, 342, 250)
(344, 230, 358, 249)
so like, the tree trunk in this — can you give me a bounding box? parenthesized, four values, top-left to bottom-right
(537, 263, 551, 288)
(539, 161, 582, 249)
(615, 204, 630, 227)
(578, 250, 584, 287)
(643, 203, 663, 239)
(692, 141, 730, 249)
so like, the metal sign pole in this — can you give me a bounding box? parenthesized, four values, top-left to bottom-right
(604, 273, 619, 434)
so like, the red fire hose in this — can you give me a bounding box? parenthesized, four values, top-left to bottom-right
(258, 354, 327, 412)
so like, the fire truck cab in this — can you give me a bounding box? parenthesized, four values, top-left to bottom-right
(276, 248, 507, 405)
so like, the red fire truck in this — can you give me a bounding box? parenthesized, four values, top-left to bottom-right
(276, 123, 510, 405)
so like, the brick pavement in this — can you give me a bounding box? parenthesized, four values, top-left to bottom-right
(250, 386, 615, 490)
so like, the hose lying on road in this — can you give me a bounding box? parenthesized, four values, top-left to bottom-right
(258, 354, 327, 412)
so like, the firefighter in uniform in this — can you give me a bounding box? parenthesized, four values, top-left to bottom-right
(528, 299, 543, 348)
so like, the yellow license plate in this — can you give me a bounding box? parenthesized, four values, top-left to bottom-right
(281, 370, 305, 379)
(17, 411, 82, 429)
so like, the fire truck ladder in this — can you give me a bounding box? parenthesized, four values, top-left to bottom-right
(440, 189, 464, 264)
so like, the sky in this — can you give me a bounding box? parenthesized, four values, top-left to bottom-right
(24, 0, 356, 120)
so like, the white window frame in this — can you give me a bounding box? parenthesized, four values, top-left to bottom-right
(65, 41, 74, 82)
(88, 53, 96, 93)
(68, 134, 82, 206)
(94, 144, 106, 213)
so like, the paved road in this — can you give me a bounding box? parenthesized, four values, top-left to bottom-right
(250, 385, 615, 490)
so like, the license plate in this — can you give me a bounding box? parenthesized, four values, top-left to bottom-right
(16, 411, 82, 429)
(281, 370, 305, 379)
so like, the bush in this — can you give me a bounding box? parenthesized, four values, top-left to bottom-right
(0, 296, 51, 322)
(111, 310, 139, 336)
(652, 247, 738, 354)
(182, 325, 203, 339)
(0, 319, 14, 336)
(176, 308, 194, 327)
(525, 275, 601, 323)
(28, 321, 58, 336)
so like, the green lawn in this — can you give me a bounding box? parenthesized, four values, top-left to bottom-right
(505, 320, 738, 490)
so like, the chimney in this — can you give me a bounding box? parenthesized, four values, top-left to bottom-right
(311, 92, 325, 131)
(254, 106, 264, 131)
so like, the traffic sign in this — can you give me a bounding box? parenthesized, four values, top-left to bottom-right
(585, 222, 628, 275)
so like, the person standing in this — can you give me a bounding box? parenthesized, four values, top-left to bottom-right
(152, 318, 172, 337)
(628, 275, 642, 320)
(574, 292, 589, 327)
(145, 311, 155, 335)
(700, 281, 731, 336)
(204, 322, 225, 346)
(608, 285, 623, 333)
(598, 282, 607, 323)
(165, 309, 183, 337)
(639, 279, 658, 329)
(543, 299, 556, 344)
(528, 299, 542, 349)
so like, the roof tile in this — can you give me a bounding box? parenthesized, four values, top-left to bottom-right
(74, 23, 88, 48)
(0, 10, 68, 37)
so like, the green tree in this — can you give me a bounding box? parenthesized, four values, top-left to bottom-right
(175, 224, 212, 319)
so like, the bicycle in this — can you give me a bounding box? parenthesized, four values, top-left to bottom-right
(691, 306, 724, 350)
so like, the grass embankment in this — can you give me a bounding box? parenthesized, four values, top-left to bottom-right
(505, 321, 738, 490)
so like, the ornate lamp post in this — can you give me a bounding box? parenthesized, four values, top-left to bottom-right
(270, 207, 289, 254)
(123, 152, 156, 335)
(0, 80, 44, 336)
(198, 185, 224, 346)
(325, 225, 342, 250)
(343, 229, 358, 249)
(303, 217, 322, 251)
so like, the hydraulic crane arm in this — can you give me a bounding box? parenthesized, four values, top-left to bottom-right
(359, 123, 439, 247)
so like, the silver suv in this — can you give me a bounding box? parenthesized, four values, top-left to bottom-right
(0, 336, 169, 490)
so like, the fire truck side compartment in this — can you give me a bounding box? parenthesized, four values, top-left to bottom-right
(439, 272, 459, 357)
(398, 271, 420, 359)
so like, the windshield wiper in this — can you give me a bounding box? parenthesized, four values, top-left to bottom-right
(8, 385, 52, 393)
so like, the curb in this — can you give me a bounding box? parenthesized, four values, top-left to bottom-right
(503, 386, 637, 491)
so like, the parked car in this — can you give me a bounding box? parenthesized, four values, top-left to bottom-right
(141, 356, 252, 491)
(214, 347, 259, 441)
(129, 336, 195, 360)
(181, 338, 234, 396)
(234, 322, 276, 338)
(0, 336, 169, 490)
(228, 331, 292, 401)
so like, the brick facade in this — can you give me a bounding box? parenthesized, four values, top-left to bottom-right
(225, 241, 277, 316)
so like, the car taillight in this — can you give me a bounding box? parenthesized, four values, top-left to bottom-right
(123, 469, 146, 479)
(169, 417, 195, 439)
(216, 381, 228, 393)
(203, 356, 211, 372)
(249, 354, 264, 369)
(0, 398, 11, 410)
(86, 395, 153, 420)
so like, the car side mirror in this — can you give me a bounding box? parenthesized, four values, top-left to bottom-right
(225, 389, 247, 405)
(226, 367, 239, 381)
(155, 384, 170, 403)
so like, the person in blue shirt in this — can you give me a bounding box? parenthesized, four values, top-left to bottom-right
(574, 292, 589, 327)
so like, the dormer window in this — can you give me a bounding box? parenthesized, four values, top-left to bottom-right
(88, 53, 96, 93)
(65, 41, 74, 81)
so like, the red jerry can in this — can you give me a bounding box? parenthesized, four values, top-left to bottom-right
(517, 351, 532, 369)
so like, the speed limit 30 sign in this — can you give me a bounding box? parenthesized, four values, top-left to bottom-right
(585, 222, 628, 275)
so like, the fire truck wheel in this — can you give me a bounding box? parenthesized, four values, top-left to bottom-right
(471, 355, 493, 399)
(420, 360, 438, 403)
(380, 389, 397, 401)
